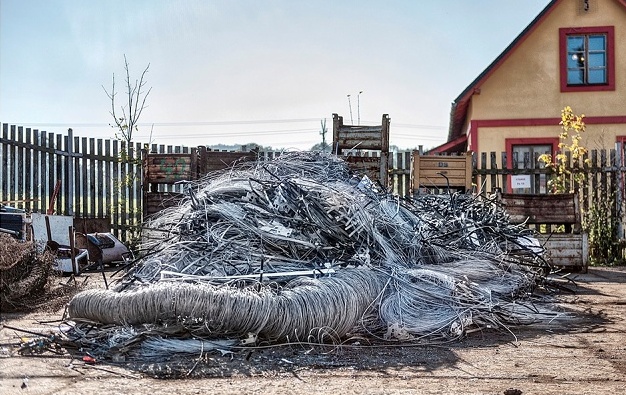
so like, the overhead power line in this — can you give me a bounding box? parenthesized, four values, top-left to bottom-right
(134, 128, 319, 139)
(13, 119, 446, 130)
(11, 118, 323, 128)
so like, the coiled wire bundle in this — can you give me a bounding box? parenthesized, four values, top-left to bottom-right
(69, 268, 385, 342)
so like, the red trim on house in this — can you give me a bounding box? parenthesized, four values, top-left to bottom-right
(469, 122, 478, 152)
(428, 134, 467, 154)
(581, 115, 626, 124)
(559, 26, 615, 92)
(449, 1, 626, 143)
(475, 116, 626, 128)
(448, 0, 561, 142)
(468, 116, 626, 154)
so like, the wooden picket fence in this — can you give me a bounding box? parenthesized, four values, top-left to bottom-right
(0, 124, 144, 242)
(0, 125, 414, 243)
(2, 123, 625, 250)
(473, 147, 625, 225)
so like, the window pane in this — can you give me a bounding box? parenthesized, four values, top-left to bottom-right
(588, 35, 606, 51)
(588, 69, 606, 84)
(512, 145, 551, 163)
(563, 32, 610, 87)
(568, 69, 584, 84)
(567, 52, 585, 68)
(567, 36, 584, 51)
(588, 52, 606, 67)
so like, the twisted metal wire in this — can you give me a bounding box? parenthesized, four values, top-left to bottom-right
(66, 152, 553, 358)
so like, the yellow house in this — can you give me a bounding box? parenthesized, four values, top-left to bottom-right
(433, 0, 626, 192)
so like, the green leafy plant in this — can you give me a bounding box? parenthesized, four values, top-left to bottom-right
(583, 194, 619, 265)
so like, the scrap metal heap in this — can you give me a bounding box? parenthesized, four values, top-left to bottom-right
(64, 152, 554, 361)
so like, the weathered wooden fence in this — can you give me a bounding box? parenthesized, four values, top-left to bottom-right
(5, 123, 624, 251)
(0, 124, 143, 241)
(0, 125, 414, 243)
(473, 146, 626, 255)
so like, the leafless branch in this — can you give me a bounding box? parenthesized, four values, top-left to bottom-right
(103, 54, 151, 144)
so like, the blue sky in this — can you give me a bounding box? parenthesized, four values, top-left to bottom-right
(0, 0, 550, 150)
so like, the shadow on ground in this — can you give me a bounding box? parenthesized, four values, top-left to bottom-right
(3, 266, 623, 379)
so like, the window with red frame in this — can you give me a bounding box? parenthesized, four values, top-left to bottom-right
(511, 144, 551, 194)
(506, 138, 558, 194)
(560, 26, 614, 92)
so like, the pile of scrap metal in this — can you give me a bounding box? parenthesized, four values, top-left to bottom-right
(63, 152, 555, 362)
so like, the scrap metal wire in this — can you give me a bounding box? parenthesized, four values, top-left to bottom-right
(65, 151, 553, 360)
(69, 268, 386, 342)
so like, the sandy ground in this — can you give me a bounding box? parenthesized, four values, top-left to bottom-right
(1, 267, 625, 395)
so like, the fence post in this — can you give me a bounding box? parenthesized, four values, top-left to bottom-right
(478, 152, 486, 195)
(490, 152, 497, 193)
(67, 128, 74, 216)
(609, 149, 618, 248)
(501, 152, 508, 192)
(73, 133, 81, 217)
(615, 142, 624, 240)
(9, 126, 17, 205)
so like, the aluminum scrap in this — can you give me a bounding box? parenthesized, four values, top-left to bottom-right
(65, 151, 555, 362)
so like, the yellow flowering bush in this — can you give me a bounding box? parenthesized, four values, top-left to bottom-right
(538, 106, 589, 193)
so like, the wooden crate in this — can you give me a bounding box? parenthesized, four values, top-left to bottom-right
(333, 113, 390, 187)
(499, 193, 581, 232)
(143, 152, 197, 184)
(499, 192, 588, 272)
(142, 147, 257, 217)
(345, 154, 389, 186)
(536, 233, 589, 270)
(412, 153, 472, 193)
(143, 192, 185, 217)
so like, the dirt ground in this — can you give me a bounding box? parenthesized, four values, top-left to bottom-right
(1, 266, 625, 395)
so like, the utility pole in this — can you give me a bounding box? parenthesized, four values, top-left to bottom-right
(320, 118, 328, 153)
(347, 95, 354, 124)
(357, 91, 363, 125)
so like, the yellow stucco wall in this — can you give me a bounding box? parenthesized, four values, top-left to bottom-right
(464, 0, 626, 158)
